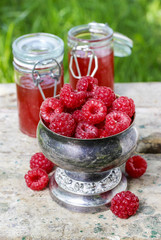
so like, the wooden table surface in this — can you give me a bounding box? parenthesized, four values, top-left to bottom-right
(0, 82, 161, 240)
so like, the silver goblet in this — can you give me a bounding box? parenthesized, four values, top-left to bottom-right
(37, 116, 138, 213)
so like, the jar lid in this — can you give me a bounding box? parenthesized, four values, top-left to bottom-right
(12, 33, 64, 64)
(68, 22, 133, 57)
(68, 22, 113, 45)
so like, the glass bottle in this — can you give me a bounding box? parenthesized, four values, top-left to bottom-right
(68, 22, 133, 90)
(12, 33, 64, 137)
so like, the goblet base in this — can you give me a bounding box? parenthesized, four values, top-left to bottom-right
(49, 167, 127, 213)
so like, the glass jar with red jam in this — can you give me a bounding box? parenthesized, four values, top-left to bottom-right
(68, 22, 133, 90)
(12, 33, 64, 137)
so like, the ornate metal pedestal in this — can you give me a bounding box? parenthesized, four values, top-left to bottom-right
(49, 167, 127, 213)
(37, 116, 138, 213)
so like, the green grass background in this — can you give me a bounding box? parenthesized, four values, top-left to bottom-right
(0, 0, 161, 84)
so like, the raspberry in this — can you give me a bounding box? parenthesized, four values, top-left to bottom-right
(99, 129, 110, 138)
(81, 99, 107, 124)
(86, 85, 98, 99)
(75, 122, 99, 139)
(94, 86, 116, 107)
(76, 76, 98, 99)
(49, 112, 76, 137)
(94, 121, 108, 138)
(76, 77, 89, 92)
(40, 97, 64, 123)
(125, 155, 147, 178)
(105, 111, 131, 136)
(111, 96, 135, 118)
(76, 76, 98, 92)
(110, 191, 139, 219)
(30, 152, 54, 174)
(72, 110, 84, 123)
(95, 121, 105, 130)
(60, 84, 86, 109)
(24, 168, 49, 191)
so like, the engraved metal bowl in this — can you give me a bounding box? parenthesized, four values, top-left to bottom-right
(37, 115, 138, 212)
(37, 116, 138, 173)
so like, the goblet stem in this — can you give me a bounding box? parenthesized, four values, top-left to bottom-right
(49, 167, 127, 213)
(65, 169, 114, 182)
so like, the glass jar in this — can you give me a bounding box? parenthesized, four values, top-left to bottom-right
(68, 22, 133, 90)
(12, 33, 64, 138)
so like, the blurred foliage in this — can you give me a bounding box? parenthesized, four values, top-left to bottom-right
(0, 0, 161, 83)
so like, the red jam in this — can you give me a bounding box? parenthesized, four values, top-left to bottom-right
(68, 49, 114, 90)
(16, 73, 64, 137)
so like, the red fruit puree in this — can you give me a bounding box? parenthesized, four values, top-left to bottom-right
(69, 49, 114, 90)
(16, 73, 64, 137)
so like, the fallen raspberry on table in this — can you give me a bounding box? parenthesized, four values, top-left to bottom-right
(111, 96, 135, 118)
(24, 168, 49, 191)
(40, 97, 64, 123)
(125, 155, 147, 178)
(30, 152, 54, 174)
(94, 86, 116, 107)
(110, 191, 139, 219)
(60, 84, 86, 109)
(49, 112, 76, 137)
(75, 122, 99, 139)
(81, 99, 107, 124)
(105, 111, 131, 136)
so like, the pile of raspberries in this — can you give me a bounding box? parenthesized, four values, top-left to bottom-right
(40, 76, 135, 139)
(24, 78, 148, 220)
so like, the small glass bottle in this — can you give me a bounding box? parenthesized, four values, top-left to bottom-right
(68, 22, 133, 90)
(12, 33, 64, 137)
